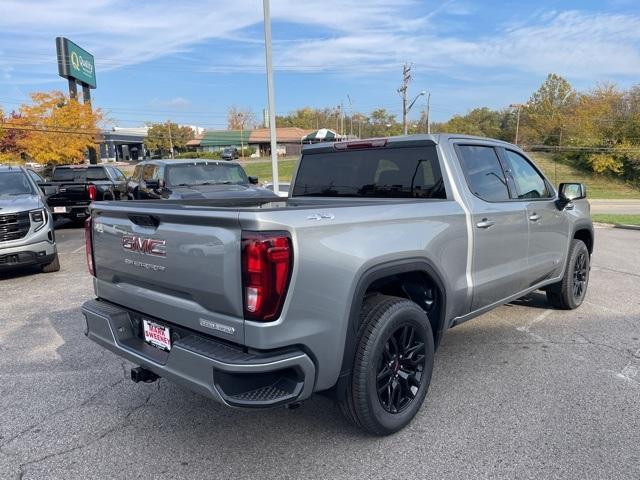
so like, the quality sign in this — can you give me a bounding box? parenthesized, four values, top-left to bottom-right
(56, 37, 97, 88)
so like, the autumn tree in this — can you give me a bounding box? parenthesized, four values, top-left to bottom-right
(144, 122, 194, 158)
(0, 109, 28, 162)
(227, 106, 255, 130)
(15, 91, 104, 165)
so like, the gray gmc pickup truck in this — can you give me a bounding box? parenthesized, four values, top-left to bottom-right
(81, 134, 593, 435)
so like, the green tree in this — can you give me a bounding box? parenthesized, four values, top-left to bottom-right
(144, 122, 194, 158)
(432, 107, 511, 140)
(523, 73, 577, 145)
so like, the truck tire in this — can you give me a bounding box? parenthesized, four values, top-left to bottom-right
(41, 253, 60, 273)
(339, 294, 434, 436)
(546, 239, 590, 310)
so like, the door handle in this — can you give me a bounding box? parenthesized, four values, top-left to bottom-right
(476, 218, 495, 229)
(529, 213, 541, 222)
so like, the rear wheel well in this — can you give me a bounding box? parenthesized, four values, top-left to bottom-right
(574, 228, 593, 254)
(364, 270, 444, 348)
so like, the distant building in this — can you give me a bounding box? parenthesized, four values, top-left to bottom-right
(99, 127, 148, 162)
(99, 125, 206, 162)
(186, 127, 314, 157)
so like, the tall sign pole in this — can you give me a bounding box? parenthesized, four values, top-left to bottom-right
(263, 0, 279, 195)
(56, 37, 98, 164)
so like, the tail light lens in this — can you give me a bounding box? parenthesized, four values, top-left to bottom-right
(241, 231, 292, 321)
(85, 217, 95, 276)
(88, 184, 97, 201)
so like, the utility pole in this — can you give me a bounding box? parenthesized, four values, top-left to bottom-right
(398, 63, 411, 136)
(510, 103, 527, 145)
(166, 121, 174, 159)
(340, 100, 344, 137)
(426, 93, 431, 134)
(347, 95, 353, 137)
(263, 0, 279, 195)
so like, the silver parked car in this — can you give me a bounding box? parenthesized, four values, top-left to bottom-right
(0, 165, 59, 272)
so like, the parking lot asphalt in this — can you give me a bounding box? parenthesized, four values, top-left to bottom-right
(0, 223, 638, 480)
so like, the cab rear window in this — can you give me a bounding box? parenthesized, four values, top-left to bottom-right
(292, 146, 445, 199)
(52, 167, 109, 182)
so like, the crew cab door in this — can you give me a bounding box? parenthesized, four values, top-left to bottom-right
(454, 144, 529, 310)
(498, 148, 569, 284)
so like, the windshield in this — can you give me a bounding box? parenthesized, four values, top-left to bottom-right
(167, 163, 249, 186)
(52, 167, 109, 182)
(0, 171, 35, 196)
(292, 146, 446, 198)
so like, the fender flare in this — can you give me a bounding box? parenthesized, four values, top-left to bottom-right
(337, 258, 448, 381)
(572, 219, 594, 253)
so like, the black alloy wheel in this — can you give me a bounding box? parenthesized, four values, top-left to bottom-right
(546, 239, 590, 310)
(376, 324, 425, 413)
(573, 251, 588, 301)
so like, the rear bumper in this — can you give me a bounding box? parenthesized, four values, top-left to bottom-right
(81, 299, 316, 408)
(51, 205, 89, 219)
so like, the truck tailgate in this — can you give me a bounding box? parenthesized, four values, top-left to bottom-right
(46, 183, 90, 206)
(91, 204, 245, 343)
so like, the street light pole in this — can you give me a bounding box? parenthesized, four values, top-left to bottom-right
(405, 91, 426, 135)
(426, 93, 431, 134)
(167, 120, 174, 159)
(263, 0, 279, 195)
(510, 103, 527, 146)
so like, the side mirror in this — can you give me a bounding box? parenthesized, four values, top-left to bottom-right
(557, 182, 586, 209)
(42, 185, 58, 196)
(248, 176, 258, 185)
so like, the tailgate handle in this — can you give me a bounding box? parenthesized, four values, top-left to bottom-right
(128, 214, 160, 228)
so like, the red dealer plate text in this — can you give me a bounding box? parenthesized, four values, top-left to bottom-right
(143, 319, 171, 351)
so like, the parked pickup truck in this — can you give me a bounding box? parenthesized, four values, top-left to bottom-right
(125, 159, 272, 200)
(81, 134, 593, 435)
(43, 165, 127, 224)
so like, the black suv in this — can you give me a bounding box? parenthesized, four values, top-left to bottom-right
(125, 159, 275, 200)
(220, 147, 240, 160)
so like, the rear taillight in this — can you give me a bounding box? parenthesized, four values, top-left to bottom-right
(85, 217, 95, 276)
(241, 231, 292, 321)
(88, 184, 97, 201)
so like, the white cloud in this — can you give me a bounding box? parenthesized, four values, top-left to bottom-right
(0, 2, 637, 85)
(150, 97, 191, 109)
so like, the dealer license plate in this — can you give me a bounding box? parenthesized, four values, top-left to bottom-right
(143, 319, 171, 351)
(53, 206, 66, 213)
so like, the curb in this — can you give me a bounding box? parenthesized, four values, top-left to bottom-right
(613, 224, 640, 231)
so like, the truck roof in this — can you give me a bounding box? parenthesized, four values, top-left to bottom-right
(301, 133, 516, 154)
(0, 164, 26, 172)
(136, 159, 242, 166)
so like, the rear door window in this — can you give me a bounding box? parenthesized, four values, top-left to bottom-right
(292, 145, 446, 199)
(455, 145, 510, 202)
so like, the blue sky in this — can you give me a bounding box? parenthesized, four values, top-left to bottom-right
(0, 0, 639, 129)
